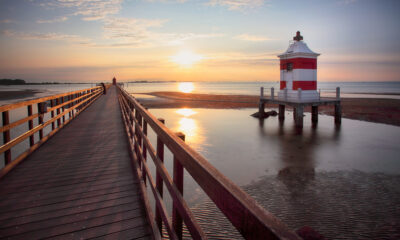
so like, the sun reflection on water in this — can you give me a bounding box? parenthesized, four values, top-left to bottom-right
(178, 82, 194, 93)
(176, 108, 197, 117)
(174, 108, 204, 151)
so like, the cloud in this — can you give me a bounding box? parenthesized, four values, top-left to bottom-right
(204, 52, 277, 66)
(2, 30, 91, 44)
(37, 16, 68, 24)
(102, 17, 222, 47)
(40, 0, 123, 21)
(235, 34, 271, 42)
(207, 0, 266, 11)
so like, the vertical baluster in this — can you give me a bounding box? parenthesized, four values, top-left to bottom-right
(72, 94, 76, 117)
(155, 118, 165, 235)
(50, 100, 55, 130)
(61, 97, 65, 124)
(134, 111, 142, 168)
(38, 103, 44, 140)
(173, 132, 185, 239)
(142, 115, 148, 185)
(56, 98, 61, 127)
(2, 111, 11, 165)
(27, 105, 34, 146)
(68, 95, 72, 119)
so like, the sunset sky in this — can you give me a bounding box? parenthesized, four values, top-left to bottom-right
(0, 0, 399, 83)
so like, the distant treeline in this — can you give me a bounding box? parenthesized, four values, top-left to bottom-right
(0, 79, 26, 85)
(0, 79, 91, 85)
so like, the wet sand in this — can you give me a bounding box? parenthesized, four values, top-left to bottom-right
(0, 90, 43, 101)
(136, 91, 400, 126)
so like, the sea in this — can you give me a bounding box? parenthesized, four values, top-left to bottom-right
(1, 81, 400, 239)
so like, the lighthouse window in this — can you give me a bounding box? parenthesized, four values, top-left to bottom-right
(287, 62, 293, 71)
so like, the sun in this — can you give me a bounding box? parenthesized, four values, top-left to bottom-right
(170, 50, 203, 67)
(178, 82, 194, 93)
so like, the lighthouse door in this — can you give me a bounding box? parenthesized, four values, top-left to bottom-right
(285, 71, 293, 90)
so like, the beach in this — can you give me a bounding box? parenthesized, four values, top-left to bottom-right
(136, 91, 400, 127)
(0, 90, 43, 101)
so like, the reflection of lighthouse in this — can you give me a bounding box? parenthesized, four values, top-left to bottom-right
(278, 31, 320, 102)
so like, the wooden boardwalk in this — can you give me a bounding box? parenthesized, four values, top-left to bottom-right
(0, 87, 153, 239)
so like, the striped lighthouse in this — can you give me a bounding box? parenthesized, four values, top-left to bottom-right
(277, 31, 320, 102)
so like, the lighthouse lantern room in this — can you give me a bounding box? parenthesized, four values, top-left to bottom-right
(277, 31, 320, 102)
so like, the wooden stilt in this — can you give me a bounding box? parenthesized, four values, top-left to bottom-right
(312, 106, 318, 124)
(258, 102, 265, 114)
(335, 103, 342, 125)
(279, 104, 285, 121)
(295, 106, 304, 128)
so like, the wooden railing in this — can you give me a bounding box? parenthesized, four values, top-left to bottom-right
(117, 86, 301, 240)
(0, 85, 109, 178)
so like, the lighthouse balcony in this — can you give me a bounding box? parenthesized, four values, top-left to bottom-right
(277, 89, 320, 103)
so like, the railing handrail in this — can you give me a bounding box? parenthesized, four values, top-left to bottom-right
(1, 85, 109, 179)
(0, 86, 102, 112)
(117, 86, 300, 240)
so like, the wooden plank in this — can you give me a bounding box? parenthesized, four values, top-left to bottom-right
(0, 202, 144, 237)
(90, 226, 152, 240)
(1, 178, 135, 202)
(0, 87, 152, 240)
(4, 209, 147, 240)
(0, 197, 142, 228)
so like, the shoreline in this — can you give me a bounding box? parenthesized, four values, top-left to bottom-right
(0, 90, 43, 101)
(135, 91, 400, 127)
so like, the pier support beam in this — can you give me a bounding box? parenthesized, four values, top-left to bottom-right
(258, 102, 265, 115)
(311, 106, 318, 124)
(258, 86, 265, 114)
(279, 104, 285, 121)
(335, 103, 342, 125)
(294, 106, 304, 128)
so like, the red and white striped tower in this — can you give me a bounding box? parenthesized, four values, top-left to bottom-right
(277, 31, 320, 102)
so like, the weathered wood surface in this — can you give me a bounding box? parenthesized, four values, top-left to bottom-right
(0, 86, 153, 240)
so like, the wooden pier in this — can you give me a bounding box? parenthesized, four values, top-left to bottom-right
(258, 87, 342, 128)
(1, 85, 303, 239)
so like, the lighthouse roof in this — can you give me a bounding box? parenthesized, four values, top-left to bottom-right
(278, 31, 320, 59)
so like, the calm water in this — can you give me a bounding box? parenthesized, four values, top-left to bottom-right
(123, 81, 400, 99)
(144, 108, 400, 239)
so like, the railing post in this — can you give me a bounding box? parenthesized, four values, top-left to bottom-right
(27, 105, 34, 146)
(142, 116, 148, 185)
(2, 111, 11, 165)
(71, 94, 75, 118)
(155, 117, 165, 235)
(68, 95, 72, 119)
(56, 98, 61, 127)
(173, 132, 185, 240)
(61, 97, 65, 124)
(271, 87, 274, 100)
(336, 87, 340, 100)
(137, 112, 143, 166)
(50, 100, 55, 130)
(37, 103, 44, 140)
